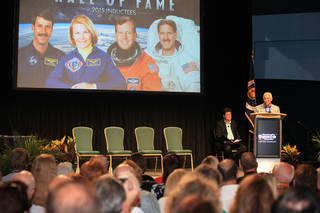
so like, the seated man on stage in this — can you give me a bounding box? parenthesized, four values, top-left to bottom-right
(215, 107, 247, 161)
(255, 92, 280, 113)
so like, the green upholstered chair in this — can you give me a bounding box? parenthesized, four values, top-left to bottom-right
(104, 126, 132, 174)
(72, 126, 100, 173)
(163, 126, 193, 171)
(135, 126, 163, 174)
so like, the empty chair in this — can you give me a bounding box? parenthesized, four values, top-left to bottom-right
(163, 127, 193, 171)
(135, 126, 163, 175)
(72, 126, 100, 173)
(104, 126, 132, 174)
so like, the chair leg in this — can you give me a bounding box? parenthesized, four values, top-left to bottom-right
(183, 156, 186, 168)
(190, 154, 194, 172)
(109, 156, 113, 175)
(76, 155, 80, 174)
(154, 156, 158, 173)
(160, 155, 164, 175)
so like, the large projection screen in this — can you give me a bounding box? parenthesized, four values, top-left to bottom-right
(15, 0, 200, 93)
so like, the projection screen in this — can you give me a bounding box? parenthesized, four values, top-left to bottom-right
(15, 0, 201, 93)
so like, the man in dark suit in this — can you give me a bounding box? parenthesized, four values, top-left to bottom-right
(215, 107, 247, 161)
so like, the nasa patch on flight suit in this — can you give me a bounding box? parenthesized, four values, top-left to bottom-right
(44, 57, 59, 67)
(65, 57, 83, 73)
(29, 56, 38, 66)
(86, 58, 101, 66)
(127, 77, 140, 90)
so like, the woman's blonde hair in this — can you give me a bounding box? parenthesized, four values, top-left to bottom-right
(68, 14, 98, 47)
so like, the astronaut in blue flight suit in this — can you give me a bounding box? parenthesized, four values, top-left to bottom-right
(17, 10, 65, 88)
(46, 14, 126, 90)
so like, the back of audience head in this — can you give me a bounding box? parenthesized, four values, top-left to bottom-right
(164, 168, 188, 196)
(201, 155, 219, 169)
(229, 174, 275, 213)
(165, 173, 221, 213)
(272, 162, 295, 184)
(90, 155, 109, 174)
(240, 152, 258, 174)
(46, 181, 100, 213)
(94, 174, 126, 213)
(258, 172, 278, 198)
(272, 187, 320, 213)
(173, 194, 217, 213)
(0, 181, 30, 213)
(294, 163, 317, 193)
(80, 159, 105, 182)
(218, 159, 238, 183)
(49, 175, 72, 192)
(56, 161, 74, 176)
(9, 147, 30, 171)
(12, 170, 35, 201)
(31, 153, 57, 207)
(163, 153, 182, 184)
(130, 152, 147, 174)
(194, 164, 222, 185)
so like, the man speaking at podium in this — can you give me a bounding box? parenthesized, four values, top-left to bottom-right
(255, 92, 280, 113)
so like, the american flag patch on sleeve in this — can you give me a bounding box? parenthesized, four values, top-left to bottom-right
(182, 62, 199, 74)
(148, 64, 159, 73)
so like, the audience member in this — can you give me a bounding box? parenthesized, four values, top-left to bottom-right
(48, 175, 72, 192)
(218, 159, 239, 213)
(159, 168, 188, 213)
(46, 181, 100, 213)
(259, 172, 278, 199)
(1, 147, 30, 183)
(0, 181, 30, 213)
(32, 153, 57, 207)
(293, 163, 317, 193)
(90, 155, 109, 174)
(56, 161, 74, 176)
(172, 194, 217, 213)
(12, 170, 45, 213)
(113, 164, 143, 213)
(165, 173, 221, 213)
(237, 152, 258, 183)
(201, 155, 219, 169)
(152, 153, 181, 199)
(229, 174, 275, 213)
(94, 174, 126, 213)
(120, 160, 161, 213)
(130, 152, 156, 191)
(272, 187, 320, 213)
(80, 159, 105, 182)
(272, 162, 295, 194)
(194, 164, 222, 185)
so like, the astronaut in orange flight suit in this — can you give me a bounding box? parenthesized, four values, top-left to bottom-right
(107, 16, 161, 91)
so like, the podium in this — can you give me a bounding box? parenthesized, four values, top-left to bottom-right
(250, 113, 287, 158)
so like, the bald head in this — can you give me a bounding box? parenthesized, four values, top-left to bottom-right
(12, 170, 35, 200)
(46, 181, 99, 213)
(272, 162, 295, 183)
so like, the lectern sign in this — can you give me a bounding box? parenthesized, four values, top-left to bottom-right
(256, 118, 280, 157)
(251, 113, 286, 158)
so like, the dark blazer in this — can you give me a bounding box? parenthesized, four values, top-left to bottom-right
(215, 119, 240, 144)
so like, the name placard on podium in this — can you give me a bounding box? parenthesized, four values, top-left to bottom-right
(250, 113, 287, 158)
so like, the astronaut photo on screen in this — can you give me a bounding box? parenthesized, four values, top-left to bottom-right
(17, 10, 66, 88)
(146, 16, 200, 92)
